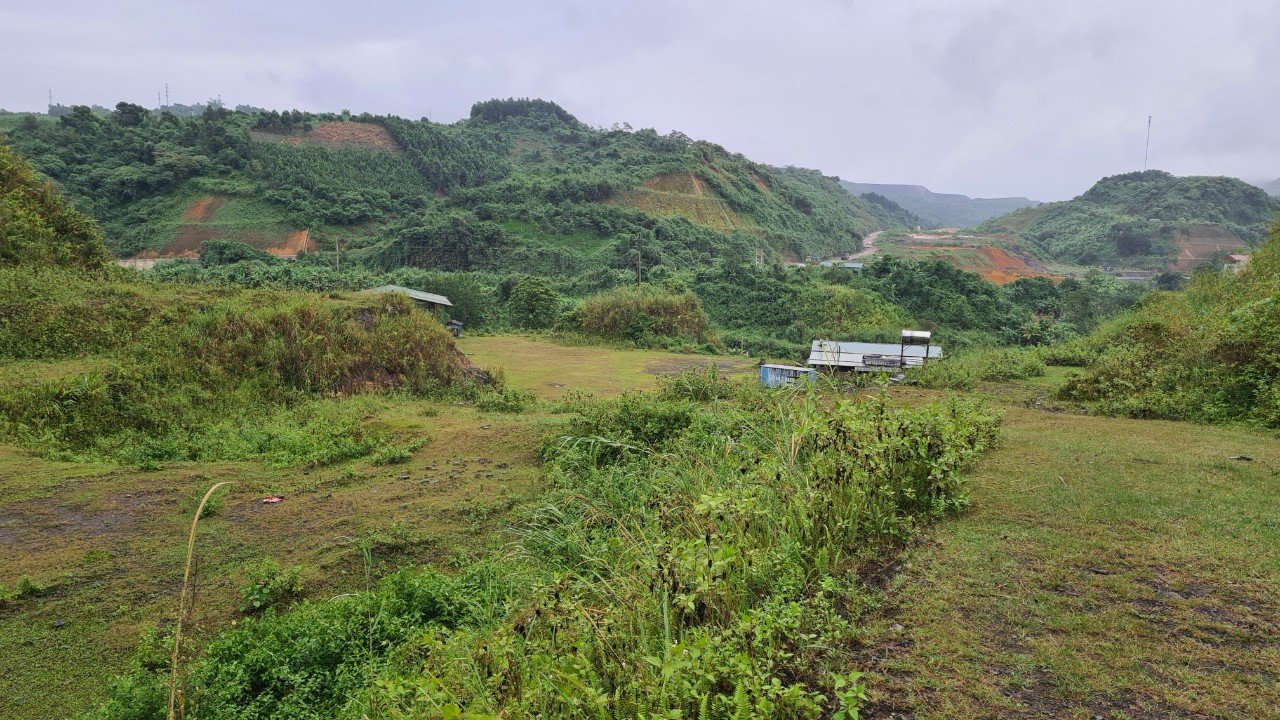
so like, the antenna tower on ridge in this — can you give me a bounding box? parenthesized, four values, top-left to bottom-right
(1143, 115, 1152, 171)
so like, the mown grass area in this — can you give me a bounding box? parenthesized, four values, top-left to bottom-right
(856, 385, 1280, 719)
(458, 334, 755, 398)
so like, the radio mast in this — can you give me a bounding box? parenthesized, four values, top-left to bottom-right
(1143, 116, 1152, 171)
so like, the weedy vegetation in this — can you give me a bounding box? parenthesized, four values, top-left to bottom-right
(91, 376, 1000, 719)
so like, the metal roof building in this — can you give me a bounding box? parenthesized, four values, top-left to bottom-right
(359, 285, 453, 308)
(807, 330, 942, 372)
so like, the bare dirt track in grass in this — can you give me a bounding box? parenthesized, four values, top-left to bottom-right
(853, 389, 1280, 719)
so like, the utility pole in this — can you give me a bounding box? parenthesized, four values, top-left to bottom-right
(158, 90, 162, 109)
(1143, 115, 1152, 171)
(165, 83, 170, 107)
(634, 241, 643, 285)
(335, 237, 341, 273)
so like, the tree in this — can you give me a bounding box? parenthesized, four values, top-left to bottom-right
(112, 101, 149, 127)
(506, 276, 561, 329)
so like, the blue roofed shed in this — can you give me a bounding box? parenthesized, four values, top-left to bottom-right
(760, 364, 818, 388)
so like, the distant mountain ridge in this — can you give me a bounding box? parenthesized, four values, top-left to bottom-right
(1262, 178, 1280, 196)
(4, 98, 903, 270)
(839, 181, 1041, 229)
(978, 170, 1278, 268)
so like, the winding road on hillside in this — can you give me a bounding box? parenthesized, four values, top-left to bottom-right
(852, 230, 882, 258)
(814, 230, 881, 266)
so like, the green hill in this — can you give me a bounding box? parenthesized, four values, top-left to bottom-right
(980, 170, 1279, 268)
(840, 181, 1040, 229)
(2, 99, 902, 274)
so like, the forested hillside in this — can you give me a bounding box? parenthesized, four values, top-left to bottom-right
(980, 170, 1278, 267)
(840, 180, 1040, 229)
(0, 143, 479, 468)
(2, 99, 894, 274)
(0, 98, 1161, 357)
(1058, 219, 1280, 426)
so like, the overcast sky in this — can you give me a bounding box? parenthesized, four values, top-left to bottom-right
(3, 0, 1276, 199)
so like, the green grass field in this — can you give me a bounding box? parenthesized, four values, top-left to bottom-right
(0, 337, 753, 718)
(857, 387, 1280, 719)
(2, 337, 1276, 718)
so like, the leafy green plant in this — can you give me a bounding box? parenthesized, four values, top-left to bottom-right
(238, 558, 305, 614)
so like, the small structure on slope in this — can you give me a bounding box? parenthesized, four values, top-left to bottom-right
(1225, 254, 1251, 274)
(359, 285, 453, 310)
(759, 364, 818, 388)
(807, 330, 942, 372)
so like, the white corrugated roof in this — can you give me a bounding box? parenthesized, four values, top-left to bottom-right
(807, 340, 942, 367)
(360, 285, 452, 307)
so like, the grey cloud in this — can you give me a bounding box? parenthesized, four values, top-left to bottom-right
(1, 0, 1276, 199)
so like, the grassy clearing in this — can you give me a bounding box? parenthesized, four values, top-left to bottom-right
(5, 333, 1279, 717)
(0, 400, 548, 720)
(458, 335, 755, 398)
(855, 385, 1280, 719)
(499, 220, 612, 253)
(0, 337, 748, 718)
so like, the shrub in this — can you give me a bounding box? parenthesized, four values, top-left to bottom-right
(1059, 221, 1280, 426)
(575, 283, 719, 346)
(913, 348, 1046, 389)
(95, 386, 1001, 719)
(506, 275, 562, 329)
(657, 364, 739, 401)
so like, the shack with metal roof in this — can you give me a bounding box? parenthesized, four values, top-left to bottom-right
(359, 285, 453, 309)
(807, 330, 942, 372)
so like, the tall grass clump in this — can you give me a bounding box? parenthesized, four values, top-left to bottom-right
(912, 348, 1047, 390)
(102, 377, 999, 719)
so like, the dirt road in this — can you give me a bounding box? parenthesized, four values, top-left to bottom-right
(851, 230, 882, 259)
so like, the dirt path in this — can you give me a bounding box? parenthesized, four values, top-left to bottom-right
(851, 230, 882, 259)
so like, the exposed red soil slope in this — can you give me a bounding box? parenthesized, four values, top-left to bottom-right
(1170, 224, 1245, 271)
(134, 196, 315, 260)
(249, 121, 402, 153)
